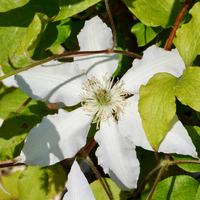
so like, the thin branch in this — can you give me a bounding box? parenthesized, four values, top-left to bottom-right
(0, 49, 141, 81)
(105, 0, 116, 53)
(103, 3, 126, 23)
(113, 49, 142, 59)
(164, 0, 191, 50)
(0, 162, 25, 168)
(16, 97, 32, 114)
(147, 163, 168, 200)
(131, 164, 161, 196)
(82, 139, 96, 157)
(85, 156, 113, 200)
(171, 160, 200, 165)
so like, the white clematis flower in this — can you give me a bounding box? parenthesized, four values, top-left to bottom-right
(15, 16, 197, 191)
(63, 160, 95, 200)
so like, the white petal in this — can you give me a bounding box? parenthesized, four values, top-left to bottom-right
(95, 119, 140, 191)
(74, 16, 118, 81)
(15, 60, 87, 106)
(118, 95, 153, 151)
(0, 66, 18, 88)
(158, 116, 198, 158)
(2, 76, 18, 88)
(63, 160, 95, 200)
(118, 95, 198, 158)
(19, 108, 93, 166)
(121, 45, 186, 94)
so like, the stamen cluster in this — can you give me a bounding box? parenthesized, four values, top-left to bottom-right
(80, 75, 130, 125)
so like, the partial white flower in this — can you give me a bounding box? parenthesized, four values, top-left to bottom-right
(0, 66, 18, 88)
(15, 16, 197, 191)
(63, 160, 95, 200)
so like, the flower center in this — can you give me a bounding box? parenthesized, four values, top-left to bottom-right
(79, 75, 130, 126)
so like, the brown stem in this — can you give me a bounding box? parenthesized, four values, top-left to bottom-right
(103, 3, 125, 23)
(16, 97, 32, 114)
(147, 163, 168, 200)
(113, 49, 142, 59)
(0, 162, 25, 168)
(0, 48, 141, 81)
(105, 0, 116, 53)
(85, 156, 113, 200)
(82, 139, 96, 157)
(171, 160, 200, 165)
(130, 164, 161, 197)
(164, 0, 191, 50)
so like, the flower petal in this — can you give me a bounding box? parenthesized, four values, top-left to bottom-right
(15, 60, 87, 106)
(19, 108, 93, 166)
(95, 119, 140, 191)
(121, 45, 186, 94)
(63, 160, 95, 200)
(74, 16, 118, 81)
(0, 66, 18, 88)
(158, 115, 198, 158)
(118, 95, 153, 151)
(118, 95, 197, 158)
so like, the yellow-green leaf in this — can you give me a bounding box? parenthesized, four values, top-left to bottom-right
(123, 0, 185, 28)
(139, 73, 178, 150)
(175, 67, 200, 112)
(55, 0, 101, 20)
(174, 2, 200, 67)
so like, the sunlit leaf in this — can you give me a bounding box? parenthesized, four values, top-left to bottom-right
(131, 22, 163, 46)
(0, 171, 21, 199)
(18, 166, 48, 200)
(18, 164, 65, 200)
(174, 2, 200, 67)
(90, 178, 126, 200)
(0, 0, 30, 12)
(0, 0, 59, 69)
(123, 0, 186, 28)
(12, 13, 50, 68)
(0, 86, 30, 119)
(34, 18, 71, 58)
(139, 73, 178, 150)
(175, 67, 200, 112)
(55, 0, 101, 20)
(151, 175, 200, 200)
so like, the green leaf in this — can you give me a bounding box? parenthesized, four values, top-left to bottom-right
(0, 101, 56, 161)
(174, 2, 200, 67)
(175, 67, 200, 112)
(18, 166, 48, 200)
(0, 171, 21, 199)
(139, 73, 178, 150)
(0, 0, 59, 69)
(123, 0, 186, 28)
(131, 22, 163, 47)
(172, 125, 200, 172)
(18, 164, 65, 200)
(151, 175, 200, 200)
(12, 13, 50, 68)
(21, 13, 49, 52)
(90, 178, 126, 200)
(0, 86, 30, 119)
(45, 164, 66, 200)
(0, 0, 29, 12)
(55, 0, 101, 20)
(33, 18, 71, 58)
